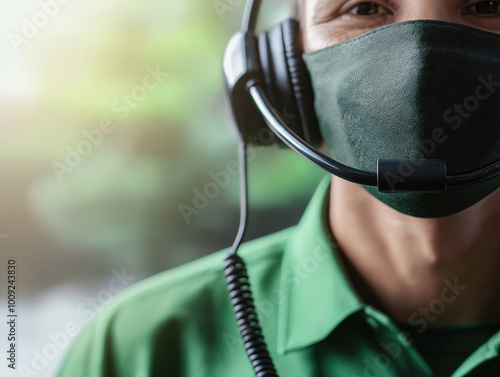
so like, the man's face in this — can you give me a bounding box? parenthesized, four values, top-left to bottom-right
(302, 0, 500, 52)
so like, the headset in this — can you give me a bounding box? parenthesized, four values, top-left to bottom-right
(221, 0, 500, 376)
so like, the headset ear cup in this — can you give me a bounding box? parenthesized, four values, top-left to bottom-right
(258, 23, 301, 146)
(258, 19, 321, 147)
(281, 19, 321, 146)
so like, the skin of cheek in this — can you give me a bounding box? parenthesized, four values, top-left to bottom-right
(301, 5, 500, 53)
(300, 0, 340, 52)
(300, 0, 393, 52)
(299, 0, 500, 52)
(304, 23, 381, 51)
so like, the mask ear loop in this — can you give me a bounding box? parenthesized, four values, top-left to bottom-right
(223, 140, 280, 377)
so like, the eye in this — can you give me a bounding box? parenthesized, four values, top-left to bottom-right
(463, 1, 500, 16)
(347, 2, 392, 16)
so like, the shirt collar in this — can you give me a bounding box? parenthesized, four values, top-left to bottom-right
(275, 176, 500, 375)
(277, 176, 365, 355)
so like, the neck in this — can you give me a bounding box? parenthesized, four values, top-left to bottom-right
(329, 176, 500, 324)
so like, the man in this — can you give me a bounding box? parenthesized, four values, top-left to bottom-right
(56, 1, 500, 376)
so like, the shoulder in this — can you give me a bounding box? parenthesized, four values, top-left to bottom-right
(109, 226, 292, 312)
(56, 227, 294, 377)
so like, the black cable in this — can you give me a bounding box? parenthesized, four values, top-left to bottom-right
(446, 160, 500, 187)
(229, 141, 249, 256)
(223, 141, 279, 377)
(242, 0, 262, 33)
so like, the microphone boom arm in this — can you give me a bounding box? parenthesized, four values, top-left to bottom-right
(249, 84, 500, 193)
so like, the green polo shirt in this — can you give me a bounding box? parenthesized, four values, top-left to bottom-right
(56, 177, 500, 377)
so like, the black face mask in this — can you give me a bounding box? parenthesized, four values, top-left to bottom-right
(302, 20, 500, 218)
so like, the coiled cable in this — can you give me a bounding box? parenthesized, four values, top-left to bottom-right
(223, 141, 279, 377)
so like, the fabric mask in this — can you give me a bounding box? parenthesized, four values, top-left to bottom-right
(302, 20, 500, 218)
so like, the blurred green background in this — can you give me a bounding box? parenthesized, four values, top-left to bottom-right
(0, 0, 324, 375)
